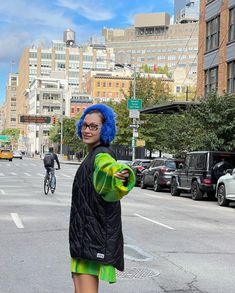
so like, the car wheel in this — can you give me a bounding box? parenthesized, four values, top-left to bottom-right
(191, 181, 203, 200)
(217, 184, 229, 206)
(171, 178, 181, 196)
(140, 177, 146, 189)
(9, 159, 12, 161)
(153, 177, 161, 192)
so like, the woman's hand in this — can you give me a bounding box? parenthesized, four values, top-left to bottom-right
(114, 169, 130, 182)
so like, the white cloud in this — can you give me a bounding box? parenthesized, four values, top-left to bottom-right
(56, 0, 114, 21)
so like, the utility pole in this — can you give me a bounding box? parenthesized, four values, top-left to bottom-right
(132, 67, 136, 162)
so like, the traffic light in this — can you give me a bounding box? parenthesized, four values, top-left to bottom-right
(52, 116, 56, 124)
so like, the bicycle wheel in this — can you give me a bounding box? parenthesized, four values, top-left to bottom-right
(44, 177, 50, 195)
(50, 175, 56, 194)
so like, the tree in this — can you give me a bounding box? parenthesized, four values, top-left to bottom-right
(1, 128, 20, 143)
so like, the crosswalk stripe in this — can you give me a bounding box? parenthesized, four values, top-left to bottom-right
(10, 172, 17, 175)
(37, 173, 44, 177)
(0, 173, 4, 176)
(60, 174, 71, 178)
(24, 173, 31, 176)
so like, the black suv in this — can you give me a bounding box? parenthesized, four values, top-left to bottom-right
(170, 151, 235, 200)
(140, 157, 182, 191)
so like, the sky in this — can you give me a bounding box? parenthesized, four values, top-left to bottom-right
(0, 0, 174, 105)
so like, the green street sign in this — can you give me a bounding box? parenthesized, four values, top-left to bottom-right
(0, 135, 11, 142)
(127, 99, 142, 110)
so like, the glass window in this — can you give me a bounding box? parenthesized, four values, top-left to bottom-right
(229, 7, 235, 42)
(205, 66, 218, 94)
(227, 60, 235, 93)
(206, 15, 220, 51)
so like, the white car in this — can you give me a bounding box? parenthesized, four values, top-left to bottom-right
(216, 168, 235, 206)
(13, 150, 23, 159)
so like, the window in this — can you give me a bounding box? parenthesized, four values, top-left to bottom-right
(227, 61, 235, 93)
(206, 16, 220, 51)
(229, 7, 235, 42)
(205, 67, 218, 94)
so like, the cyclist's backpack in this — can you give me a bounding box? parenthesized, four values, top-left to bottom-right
(43, 153, 54, 167)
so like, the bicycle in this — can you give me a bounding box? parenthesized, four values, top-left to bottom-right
(44, 167, 60, 195)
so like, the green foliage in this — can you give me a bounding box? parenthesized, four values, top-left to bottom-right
(1, 128, 20, 142)
(160, 93, 235, 155)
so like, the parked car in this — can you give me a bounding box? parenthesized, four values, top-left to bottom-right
(13, 150, 23, 159)
(0, 149, 13, 161)
(140, 157, 182, 191)
(117, 159, 132, 166)
(216, 168, 235, 206)
(131, 159, 152, 185)
(170, 151, 235, 200)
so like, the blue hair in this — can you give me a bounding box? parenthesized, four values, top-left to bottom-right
(76, 104, 116, 145)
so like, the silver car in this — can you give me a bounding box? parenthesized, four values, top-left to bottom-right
(216, 168, 235, 206)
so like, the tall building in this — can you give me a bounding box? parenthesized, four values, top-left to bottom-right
(0, 105, 5, 132)
(4, 73, 18, 129)
(16, 29, 115, 131)
(174, 0, 186, 22)
(175, 0, 200, 24)
(102, 12, 199, 95)
(196, 0, 235, 96)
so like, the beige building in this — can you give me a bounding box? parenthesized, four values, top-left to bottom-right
(0, 105, 5, 132)
(16, 30, 115, 131)
(3, 74, 18, 129)
(102, 12, 198, 90)
(85, 68, 133, 103)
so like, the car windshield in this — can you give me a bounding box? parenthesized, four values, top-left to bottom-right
(166, 161, 176, 169)
(210, 153, 235, 169)
(141, 162, 151, 168)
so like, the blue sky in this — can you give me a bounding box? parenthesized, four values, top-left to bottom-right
(0, 0, 174, 105)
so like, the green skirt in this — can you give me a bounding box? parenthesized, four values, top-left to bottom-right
(70, 258, 116, 283)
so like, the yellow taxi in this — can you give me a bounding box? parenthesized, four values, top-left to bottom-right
(0, 149, 13, 161)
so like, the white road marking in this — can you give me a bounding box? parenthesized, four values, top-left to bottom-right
(60, 174, 70, 178)
(37, 173, 44, 177)
(24, 173, 31, 176)
(144, 192, 171, 200)
(10, 172, 17, 175)
(10, 213, 24, 229)
(0, 189, 6, 195)
(0, 173, 4, 176)
(134, 213, 175, 230)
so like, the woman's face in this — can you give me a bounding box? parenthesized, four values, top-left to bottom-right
(81, 112, 103, 149)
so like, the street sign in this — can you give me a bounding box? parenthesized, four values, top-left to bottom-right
(129, 124, 139, 128)
(127, 99, 142, 110)
(129, 110, 140, 119)
(19, 115, 51, 124)
(0, 135, 10, 142)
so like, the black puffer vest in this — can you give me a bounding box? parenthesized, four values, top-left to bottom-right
(69, 145, 124, 271)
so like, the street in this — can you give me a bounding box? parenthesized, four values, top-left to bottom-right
(0, 158, 235, 293)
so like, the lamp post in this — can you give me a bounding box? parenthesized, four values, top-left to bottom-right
(132, 66, 137, 162)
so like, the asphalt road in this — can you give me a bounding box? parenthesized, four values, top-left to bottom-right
(0, 158, 235, 293)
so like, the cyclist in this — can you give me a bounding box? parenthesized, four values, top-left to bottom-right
(43, 147, 60, 190)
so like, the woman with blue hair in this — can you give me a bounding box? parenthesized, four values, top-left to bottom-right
(69, 104, 135, 292)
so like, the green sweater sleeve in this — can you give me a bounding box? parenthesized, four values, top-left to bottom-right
(93, 153, 136, 202)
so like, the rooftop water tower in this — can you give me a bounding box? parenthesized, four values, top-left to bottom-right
(63, 29, 75, 47)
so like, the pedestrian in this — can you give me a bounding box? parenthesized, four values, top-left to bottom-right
(69, 104, 136, 293)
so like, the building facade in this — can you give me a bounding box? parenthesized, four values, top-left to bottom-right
(70, 93, 92, 118)
(16, 30, 115, 131)
(102, 12, 199, 93)
(4, 74, 18, 129)
(85, 68, 133, 103)
(197, 0, 235, 96)
(26, 76, 68, 154)
(175, 0, 200, 24)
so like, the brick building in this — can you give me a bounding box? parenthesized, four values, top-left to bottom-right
(197, 0, 235, 96)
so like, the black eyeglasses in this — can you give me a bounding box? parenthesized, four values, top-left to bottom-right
(81, 123, 101, 131)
